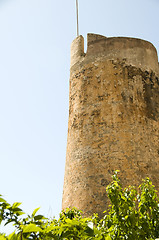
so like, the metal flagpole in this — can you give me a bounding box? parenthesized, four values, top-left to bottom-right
(76, 0, 79, 36)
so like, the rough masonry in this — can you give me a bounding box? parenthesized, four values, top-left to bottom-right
(62, 33, 159, 217)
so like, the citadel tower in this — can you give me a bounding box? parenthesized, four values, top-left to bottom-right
(62, 33, 159, 217)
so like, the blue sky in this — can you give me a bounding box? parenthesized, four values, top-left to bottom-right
(0, 0, 158, 231)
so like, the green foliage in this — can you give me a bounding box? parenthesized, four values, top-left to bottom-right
(103, 171, 159, 239)
(0, 172, 158, 239)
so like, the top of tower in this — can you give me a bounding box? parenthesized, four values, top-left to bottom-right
(70, 33, 159, 75)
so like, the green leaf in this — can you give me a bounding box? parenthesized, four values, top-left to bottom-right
(12, 207, 23, 212)
(12, 202, 22, 209)
(0, 197, 7, 203)
(23, 223, 42, 233)
(105, 235, 112, 240)
(85, 226, 94, 236)
(7, 232, 17, 240)
(0, 236, 7, 240)
(34, 214, 44, 220)
(32, 207, 40, 217)
(45, 225, 60, 233)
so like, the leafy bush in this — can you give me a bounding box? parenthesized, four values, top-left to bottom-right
(0, 171, 158, 239)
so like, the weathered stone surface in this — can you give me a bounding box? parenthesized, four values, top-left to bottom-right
(62, 33, 159, 218)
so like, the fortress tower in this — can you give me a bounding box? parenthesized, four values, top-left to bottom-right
(62, 33, 159, 217)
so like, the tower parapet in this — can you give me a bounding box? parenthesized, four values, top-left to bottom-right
(71, 34, 159, 75)
(70, 35, 85, 68)
(63, 33, 159, 217)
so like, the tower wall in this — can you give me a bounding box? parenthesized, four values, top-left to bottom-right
(63, 33, 159, 217)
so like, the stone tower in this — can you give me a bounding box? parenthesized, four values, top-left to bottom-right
(62, 33, 159, 217)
